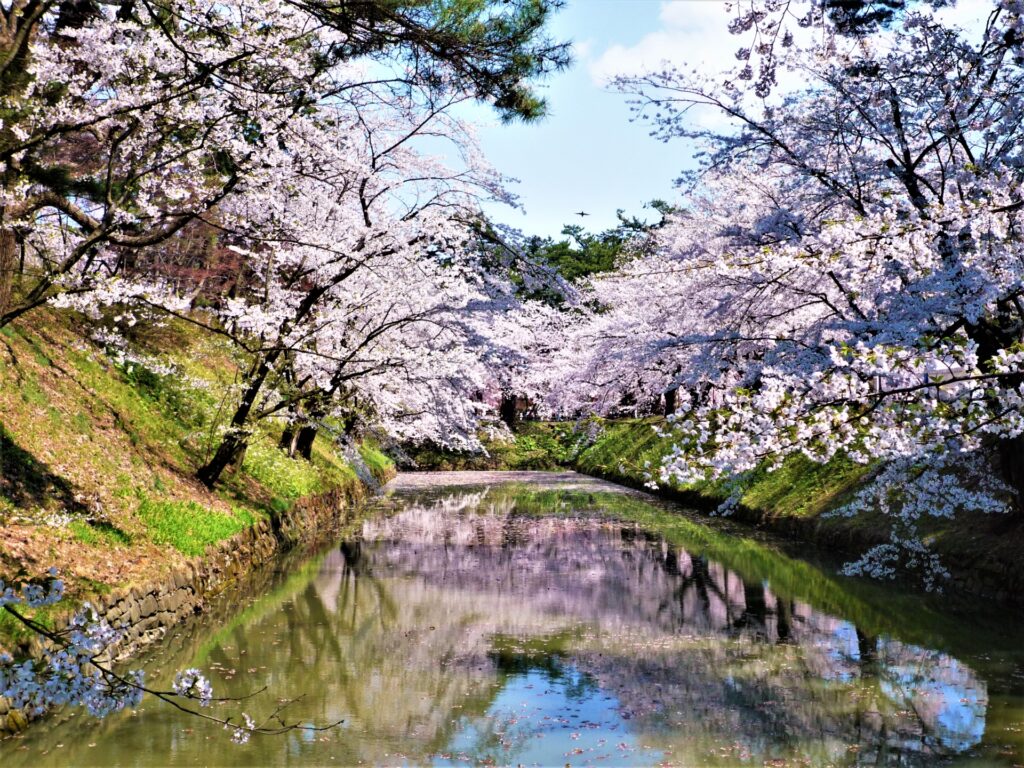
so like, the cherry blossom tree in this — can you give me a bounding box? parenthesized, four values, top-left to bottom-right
(0, 0, 569, 327)
(1, 0, 571, 742)
(0, 0, 570, 488)
(543, 1, 1024, 584)
(52, 91, 527, 487)
(174, 88, 529, 487)
(718, 0, 953, 98)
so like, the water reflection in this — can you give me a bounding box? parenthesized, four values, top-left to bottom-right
(356, 490, 992, 765)
(3, 474, 1023, 767)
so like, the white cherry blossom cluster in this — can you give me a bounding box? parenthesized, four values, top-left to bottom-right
(172, 668, 213, 707)
(535, 3, 1024, 584)
(1, 574, 147, 718)
(829, 453, 1013, 589)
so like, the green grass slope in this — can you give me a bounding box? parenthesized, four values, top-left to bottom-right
(408, 416, 1024, 599)
(573, 418, 1024, 598)
(0, 310, 393, 621)
(572, 418, 872, 520)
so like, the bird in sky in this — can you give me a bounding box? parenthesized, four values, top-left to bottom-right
(575, 211, 590, 217)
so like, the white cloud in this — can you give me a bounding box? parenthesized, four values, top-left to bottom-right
(933, 1, 991, 40)
(587, 1, 738, 85)
(585, 0, 991, 89)
(573, 37, 595, 60)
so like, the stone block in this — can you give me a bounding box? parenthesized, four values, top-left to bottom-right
(6, 709, 28, 733)
(139, 593, 158, 617)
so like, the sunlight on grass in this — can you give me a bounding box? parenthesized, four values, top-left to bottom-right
(137, 497, 258, 557)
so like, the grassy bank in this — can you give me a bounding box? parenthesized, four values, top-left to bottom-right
(401, 422, 580, 471)
(409, 417, 1024, 600)
(0, 310, 393, 646)
(571, 418, 872, 520)
(402, 417, 875, 524)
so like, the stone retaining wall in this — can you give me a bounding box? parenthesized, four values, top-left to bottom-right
(1, 477, 380, 736)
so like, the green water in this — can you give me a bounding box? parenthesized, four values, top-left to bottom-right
(3, 471, 1024, 767)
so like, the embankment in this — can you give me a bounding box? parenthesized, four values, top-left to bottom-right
(407, 419, 1024, 603)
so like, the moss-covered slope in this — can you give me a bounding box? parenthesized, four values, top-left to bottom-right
(0, 310, 393, 623)
(573, 418, 1024, 600)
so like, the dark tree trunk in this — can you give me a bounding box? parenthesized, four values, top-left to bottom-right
(663, 387, 677, 416)
(0, 228, 16, 317)
(499, 392, 518, 429)
(742, 581, 768, 628)
(295, 425, 317, 461)
(775, 599, 793, 644)
(196, 429, 248, 489)
(197, 356, 275, 488)
(965, 317, 1024, 514)
(999, 433, 1024, 513)
(662, 544, 681, 576)
(227, 442, 247, 473)
(279, 426, 298, 457)
(340, 539, 364, 575)
(856, 628, 878, 673)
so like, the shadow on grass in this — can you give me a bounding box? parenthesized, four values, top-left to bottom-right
(0, 424, 87, 516)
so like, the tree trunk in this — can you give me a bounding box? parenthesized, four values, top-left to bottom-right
(967, 318, 1024, 513)
(295, 425, 317, 460)
(499, 392, 517, 429)
(196, 356, 275, 488)
(999, 433, 1024, 514)
(775, 598, 793, 644)
(742, 581, 768, 628)
(196, 429, 248, 489)
(855, 629, 878, 676)
(663, 387, 677, 416)
(279, 426, 298, 457)
(0, 228, 16, 317)
(226, 441, 247, 474)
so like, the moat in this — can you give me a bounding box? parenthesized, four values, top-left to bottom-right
(6, 472, 1024, 766)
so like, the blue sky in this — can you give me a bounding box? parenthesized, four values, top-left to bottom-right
(461, 0, 993, 241)
(457, 0, 771, 240)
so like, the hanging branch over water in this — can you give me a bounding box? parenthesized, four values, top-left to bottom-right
(0, 571, 342, 744)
